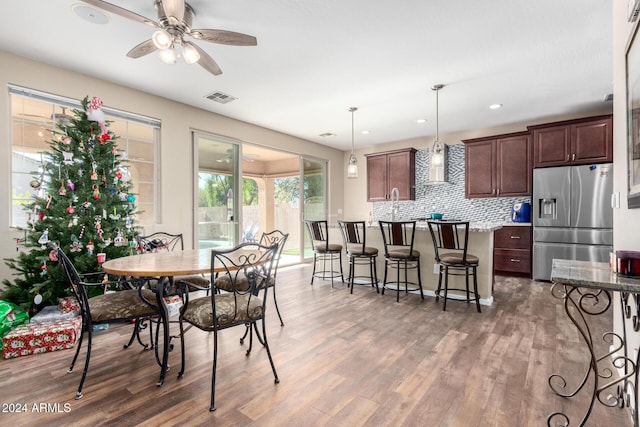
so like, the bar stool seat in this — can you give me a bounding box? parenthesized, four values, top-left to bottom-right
(305, 220, 344, 287)
(427, 220, 481, 312)
(338, 221, 379, 294)
(378, 221, 424, 302)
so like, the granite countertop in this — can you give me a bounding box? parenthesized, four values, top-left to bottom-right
(365, 221, 504, 233)
(550, 259, 640, 292)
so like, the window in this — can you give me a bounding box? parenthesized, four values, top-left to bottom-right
(10, 86, 160, 227)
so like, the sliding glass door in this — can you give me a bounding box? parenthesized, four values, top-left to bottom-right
(193, 132, 240, 249)
(301, 156, 327, 260)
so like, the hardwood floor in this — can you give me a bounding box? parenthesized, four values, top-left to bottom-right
(0, 264, 632, 426)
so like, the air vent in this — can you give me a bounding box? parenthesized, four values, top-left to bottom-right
(205, 91, 237, 104)
(603, 93, 613, 102)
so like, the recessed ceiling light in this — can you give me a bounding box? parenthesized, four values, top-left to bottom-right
(489, 104, 503, 110)
(416, 119, 427, 123)
(361, 130, 370, 135)
(72, 4, 109, 25)
(319, 132, 335, 138)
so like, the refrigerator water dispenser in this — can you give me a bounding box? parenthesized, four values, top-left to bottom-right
(539, 198, 556, 219)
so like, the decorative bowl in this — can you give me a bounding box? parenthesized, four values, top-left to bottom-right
(429, 213, 444, 220)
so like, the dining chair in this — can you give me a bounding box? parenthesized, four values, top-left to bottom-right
(176, 242, 280, 411)
(338, 220, 379, 294)
(215, 230, 289, 329)
(137, 232, 211, 293)
(426, 220, 481, 312)
(54, 243, 162, 399)
(378, 221, 424, 302)
(304, 220, 344, 287)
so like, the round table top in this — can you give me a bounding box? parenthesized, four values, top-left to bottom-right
(101, 249, 213, 277)
(101, 247, 266, 277)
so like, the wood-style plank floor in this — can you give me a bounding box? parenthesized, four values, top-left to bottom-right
(0, 264, 632, 426)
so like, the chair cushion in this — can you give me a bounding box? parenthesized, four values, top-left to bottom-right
(440, 252, 479, 265)
(174, 275, 210, 292)
(89, 289, 158, 323)
(314, 243, 342, 253)
(387, 248, 420, 259)
(349, 246, 378, 257)
(214, 275, 250, 292)
(181, 293, 264, 330)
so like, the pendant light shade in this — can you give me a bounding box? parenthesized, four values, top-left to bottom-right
(428, 84, 449, 184)
(347, 107, 358, 178)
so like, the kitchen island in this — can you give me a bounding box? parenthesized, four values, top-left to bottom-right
(330, 221, 502, 306)
(549, 259, 640, 426)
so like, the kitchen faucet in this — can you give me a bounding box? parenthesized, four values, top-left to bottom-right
(390, 187, 399, 221)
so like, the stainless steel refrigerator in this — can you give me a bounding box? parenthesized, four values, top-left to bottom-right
(532, 163, 613, 281)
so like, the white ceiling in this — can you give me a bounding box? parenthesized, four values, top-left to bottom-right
(0, 0, 614, 152)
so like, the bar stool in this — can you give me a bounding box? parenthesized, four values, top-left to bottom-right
(378, 221, 424, 302)
(305, 220, 344, 286)
(338, 220, 379, 294)
(426, 220, 481, 312)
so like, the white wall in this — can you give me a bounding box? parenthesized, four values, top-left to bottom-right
(0, 51, 345, 284)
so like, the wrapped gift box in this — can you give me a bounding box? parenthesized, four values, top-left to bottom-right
(58, 297, 80, 314)
(31, 305, 80, 324)
(2, 317, 81, 359)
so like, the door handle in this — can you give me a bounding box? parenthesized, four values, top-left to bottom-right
(571, 153, 576, 161)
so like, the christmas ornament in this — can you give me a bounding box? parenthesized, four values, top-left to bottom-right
(86, 96, 107, 135)
(66, 203, 75, 214)
(66, 179, 75, 191)
(48, 250, 58, 262)
(63, 152, 74, 165)
(62, 136, 72, 145)
(45, 195, 52, 209)
(37, 228, 49, 248)
(29, 178, 41, 189)
(86, 241, 94, 255)
(92, 184, 101, 200)
(90, 162, 98, 180)
(34, 294, 43, 305)
(59, 184, 67, 196)
(114, 230, 126, 247)
(79, 225, 86, 239)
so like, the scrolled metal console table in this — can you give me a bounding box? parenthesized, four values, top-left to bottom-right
(548, 259, 640, 427)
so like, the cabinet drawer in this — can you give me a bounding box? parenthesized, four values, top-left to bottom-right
(493, 249, 531, 274)
(494, 226, 531, 249)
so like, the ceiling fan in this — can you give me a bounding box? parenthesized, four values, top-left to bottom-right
(216, 148, 258, 163)
(81, 0, 257, 75)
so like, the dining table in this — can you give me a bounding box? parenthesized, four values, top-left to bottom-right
(100, 246, 265, 385)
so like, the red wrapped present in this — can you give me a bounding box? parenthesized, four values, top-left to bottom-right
(2, 317, 81, 359)
(58, 297, 80, 314)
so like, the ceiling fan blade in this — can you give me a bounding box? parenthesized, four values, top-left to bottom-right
(190, 29, 257, 46)
(161, 0, 186, 21)
(190, 43, 222, 76)
(126, 39, 158, 58)
(81, 0, 159, 28)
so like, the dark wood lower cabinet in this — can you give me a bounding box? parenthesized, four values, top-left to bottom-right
(493, 226, 531, 277)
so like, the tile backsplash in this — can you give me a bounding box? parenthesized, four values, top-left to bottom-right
(372, 144, 530, 222)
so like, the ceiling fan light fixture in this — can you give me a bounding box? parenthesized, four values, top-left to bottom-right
(152, 28, 173, 50)
(158, 46, 177, 64)
(182, 42, 200, 64)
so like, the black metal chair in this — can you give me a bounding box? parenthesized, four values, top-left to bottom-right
(338, 220, 379, 294)
(305, 220, 344, 287)
(259, 230, 289, 325)
(137, 232, 211, 293)
(378, 221, 424, 302)
(426, 220, 481, 312)
(177, 242, 280, 411)
(55, 244, 162, 399)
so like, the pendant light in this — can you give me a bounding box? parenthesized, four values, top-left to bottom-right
(428, 84, 449, 184)
(347, 107, 358, 178)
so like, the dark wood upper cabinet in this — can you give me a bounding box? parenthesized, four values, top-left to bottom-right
(365, 148, 416, 202)
(530, 115, 612, 168)
(463, 132, 531, 198)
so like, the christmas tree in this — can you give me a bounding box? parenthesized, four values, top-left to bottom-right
(2, 96, 138, 311)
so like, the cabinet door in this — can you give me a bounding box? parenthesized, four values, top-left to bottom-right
(533, 125, 571, 167)
(366, 154, 388, 202)
(496, 134, 531, 196)
(465, 140, 495, 198)
(571, 117, 613, 164)
(387, 150, 415, 201)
